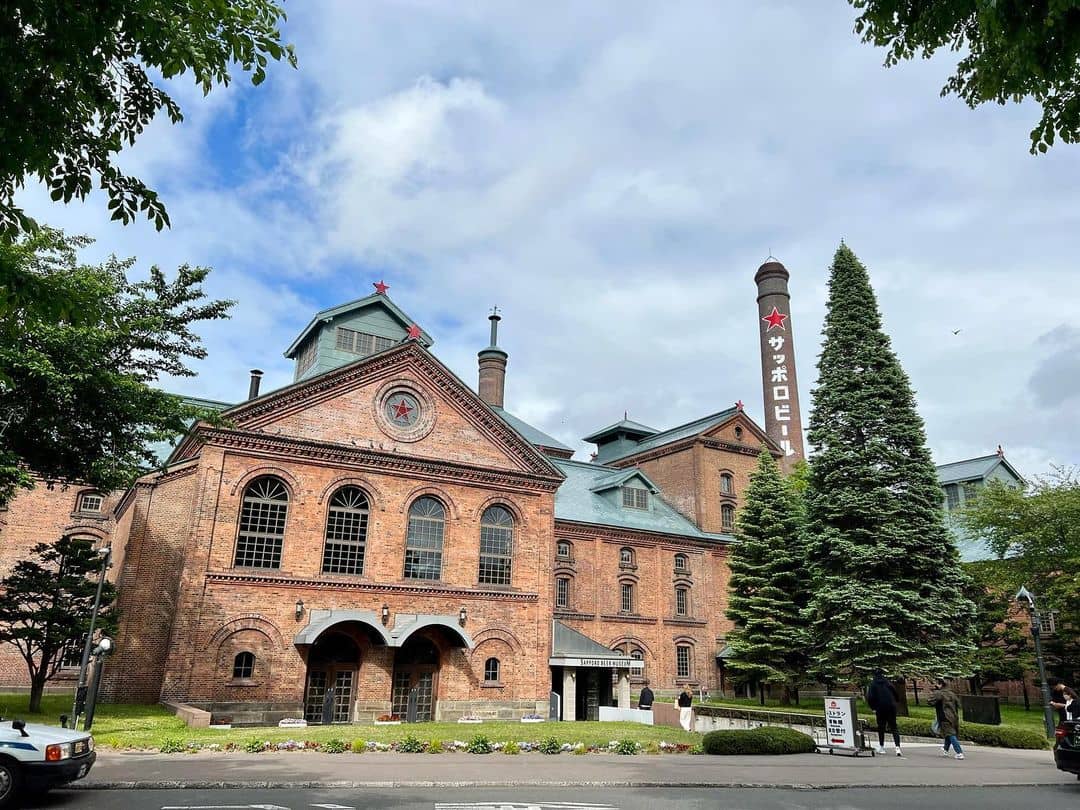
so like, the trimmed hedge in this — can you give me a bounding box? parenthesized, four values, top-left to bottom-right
(866, 716, 1049, 750)
(702, 727, 817, 755)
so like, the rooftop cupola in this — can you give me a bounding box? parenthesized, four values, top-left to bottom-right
(478, 307, 508, 408)
(583, 416, 658, 464)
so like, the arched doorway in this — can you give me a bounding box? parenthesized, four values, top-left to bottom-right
(304, 631, 360, 723)
(391, 635, 439, 721)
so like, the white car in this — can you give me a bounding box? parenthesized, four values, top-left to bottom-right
(0, 718, 95, 808)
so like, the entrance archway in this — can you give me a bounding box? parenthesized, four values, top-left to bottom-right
(304, 631, 360, 723)
(391, 636, 439, 721)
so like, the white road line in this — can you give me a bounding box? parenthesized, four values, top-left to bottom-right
(161, 805, 292, 810)
(311, 805, 357, 809)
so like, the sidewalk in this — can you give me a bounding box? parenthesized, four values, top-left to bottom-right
(79, 743, 1075, 789)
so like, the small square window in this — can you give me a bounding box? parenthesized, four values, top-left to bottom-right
(556, 541, 571, 559)
(619, 547, 634, 566)
(622, 487, 648, 509)
(78, 493, 103, 513)
(674, 553, 688, 572)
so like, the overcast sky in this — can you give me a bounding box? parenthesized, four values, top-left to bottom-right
(19, 1, 1080, 477)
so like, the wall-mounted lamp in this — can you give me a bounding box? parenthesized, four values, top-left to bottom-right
(295, 599, 304, 620)
(381, 603, 390, 625)
(459, 606, 468, 626)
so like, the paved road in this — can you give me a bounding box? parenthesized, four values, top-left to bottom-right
(21, 785, 1080, 810)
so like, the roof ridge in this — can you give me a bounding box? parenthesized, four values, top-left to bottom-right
(641, 406, 737, 441)
(936, 454, 1000, 468)
(554, 457, 620, 471)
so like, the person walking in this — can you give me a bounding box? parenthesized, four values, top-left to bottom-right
(929, 679, 964, 760)
(677, 686, 694, 732)
(637, 679, 654, 711)
(1049, 680, 1080, 725)
(866, 670, 903, 756)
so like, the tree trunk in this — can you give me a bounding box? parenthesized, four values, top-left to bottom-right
(28, 672, 47, 714)
(891, 677, 910, 717)
(779, 683, 792, 706)
(1022, 677, 1030, 711)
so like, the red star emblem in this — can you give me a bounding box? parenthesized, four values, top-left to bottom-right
(762, 306, 788, 331)
(373, 280, 389, 295)
(735, 400, 744, 411)
(406, 323, 422, 340)
(391, 398, 414, 421)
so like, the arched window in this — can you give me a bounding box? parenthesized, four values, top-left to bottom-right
(721, 503, 735, 532)
(720, 473, 734, 496)
(674, 553, 688, 572)
(619, 547, 634, 566)
(404, 496, 445, 580)
(233, 651, 255, 679)
(630, 647, 644, 676)
(620, 582, 634, 613)
(484, 657, 500, 683)
(556, 540, 571, 559)
(675, 586, 689, 616)
(555, 576, 571, 609)
(234, 476, 289, 568)
(322, 486, 369, 575)
(478, 505, 513, 586)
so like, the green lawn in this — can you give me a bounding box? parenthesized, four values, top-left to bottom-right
(1, 694, 699, 751)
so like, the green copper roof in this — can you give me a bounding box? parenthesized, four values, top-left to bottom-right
(553, 457, 731, 542)
(936, 454, 1026, 486)
(594, 407, 739, 463)
(284, 293, 434, 358)
(588, 467, 660, 494)
(491, 407, 573, 452)
(582, 418, 658, 443)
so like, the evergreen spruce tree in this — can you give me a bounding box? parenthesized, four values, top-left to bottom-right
(804, 244, 975, 685)
(725, 450, 809, 704)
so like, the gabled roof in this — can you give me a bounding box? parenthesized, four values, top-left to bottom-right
(284, 293, 433, 357)
(937, 454, 1026, 486)
(596, 406, 771, 463)
(553, 457, 730, 542)
(582, 418, 659, 444)
(146, 395, 232, 465)
(492, 407, 574, 454)
(588, 467, 659, 494)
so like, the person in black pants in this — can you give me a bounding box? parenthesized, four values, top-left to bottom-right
(866, 670, 903, 757)
(637, 680, 654, 711)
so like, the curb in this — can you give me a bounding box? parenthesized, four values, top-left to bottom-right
(70, 780, 1069, 791)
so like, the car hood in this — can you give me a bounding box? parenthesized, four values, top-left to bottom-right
(1, 720, 91, 744)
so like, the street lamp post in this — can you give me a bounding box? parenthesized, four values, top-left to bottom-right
(1015, 586, 1056, 739)
(71, 543, 112, 730)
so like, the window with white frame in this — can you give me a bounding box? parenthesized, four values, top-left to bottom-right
(555, 576, 570, 609)
(404, 497, 445, 580)
(478, 505, 513, 586)
(676, 644, 691, 679)
(674, 553, 688, 573)
(484, 657, 500, 683)
(620, 582, 634, 613)
(234, 476, 289, 568)
(556, 540, 571, 559)
(77, 492, 103, 513)
(322, 486, 369, 576)
(619, 547, 634, 566)
(622, 486, 648, 509)
(675, 586, 688, 616)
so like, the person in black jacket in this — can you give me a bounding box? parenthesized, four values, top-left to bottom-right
(866, 670, 903, 756)
(637, 680, 654, 711)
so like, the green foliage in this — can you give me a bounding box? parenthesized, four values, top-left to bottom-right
(848, 1, 1080, 154)
(725, 450, 810, 703)
(158, 738, 186, 753)
(397, 734, 425, 753)
(702, 727, 817, 755)
(501, 740, 520, 755)
(612, 739, 639, 755)
(350, 739, 366, 754)
(0, 0, 297, 236)
(243, 739, 266, 753)
(0, 536, 118, 712)
(963, 568, 1034, 690)
(866, 716, 1049, 750)
(322, 738, 347, 754)
(466, 734, 493, 754)
(539, 736, 561, 755)
(0, 228, 232, 507)
(804, 244, 976, 682)
(644, 740, 661, 755)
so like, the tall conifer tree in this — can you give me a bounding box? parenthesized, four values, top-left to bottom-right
(804, 244, 975, 683)
(725, 450, 809, 704)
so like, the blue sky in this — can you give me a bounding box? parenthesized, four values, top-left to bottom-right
(18, 1, 1080, 476)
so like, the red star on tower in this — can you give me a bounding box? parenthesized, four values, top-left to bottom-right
(373, 280, 389, 295)
(761, 306, 788, 331)
(391, 398, 414, 421)
(406, 323, 422, 340)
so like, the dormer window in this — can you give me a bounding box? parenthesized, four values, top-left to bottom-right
(622, 486, 648, 509)
(77, 492, 103, 513)
(336, 327, 395, 357)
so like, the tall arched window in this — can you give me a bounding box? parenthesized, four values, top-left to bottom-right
(404, 496, 445, 580)
(630, 647, 645, 678)
(233, 651, 255, 679)
(322, 486, 369, 575)
(484, 657, 500, 683)
(478, 505, 513, 586)
(721, 503, 735, 532)
(620, 582, 635, 613)
(234, 476, 289, 568)
(720, 473, 734, 496)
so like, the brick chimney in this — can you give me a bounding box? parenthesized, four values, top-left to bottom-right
(248, 369, 264, 400)
(477, 309, 508, 408)
(755, 259, 805, 471)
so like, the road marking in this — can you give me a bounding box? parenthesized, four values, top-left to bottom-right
(161, 805, 291, 810)
(311, 805, 356, 809)
(435, 804, 617, 810)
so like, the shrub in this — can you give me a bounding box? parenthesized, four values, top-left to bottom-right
(644, 740, 661, 755)
(538, 736, 561, 755)
(867, 717, 1049, 751)
(427, 739, 444, 753)
(502, 741, 521, 755)
(398, 734, 425, 753)
(351, 739, 366, 754)
(322, 738, 347, 754)
(466, 734, 493, 754)
(702, 727, 817, 755)
(613, 739, 639, 755)
(159, 738, 186, 753)
(243, 739, 267, 753)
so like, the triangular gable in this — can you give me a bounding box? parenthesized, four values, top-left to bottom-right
(284, 293, 434, 358)
(702, 410, 782, 454)
(175, 341, 563, 480)
(588, 467, 660, 494)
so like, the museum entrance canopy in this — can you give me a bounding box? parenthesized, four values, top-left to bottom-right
(548, 620, 643, 669)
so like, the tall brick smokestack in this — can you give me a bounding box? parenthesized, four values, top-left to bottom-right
(477, 309, 507, 408)
(755, 259, 805, 471)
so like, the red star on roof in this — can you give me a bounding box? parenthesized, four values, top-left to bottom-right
(406, 323, 422, 340)
(391, 398, 414, 421)
(373, 280, 389, 295)
(735, 400, 744, 411)
(762, 306, 788, 331)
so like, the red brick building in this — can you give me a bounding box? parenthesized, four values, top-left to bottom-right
(1, 288, 785, 723)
